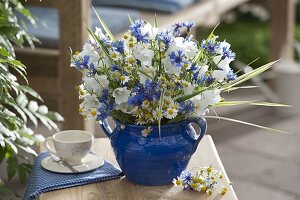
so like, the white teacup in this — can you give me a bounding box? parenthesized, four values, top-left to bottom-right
(45, 130, 94, 165)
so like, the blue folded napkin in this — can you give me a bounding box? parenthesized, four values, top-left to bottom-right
(23, 152, 123, 200)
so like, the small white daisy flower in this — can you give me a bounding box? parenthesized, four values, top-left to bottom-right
(142, 127, 152, 137)
(164, 107, 178, 119)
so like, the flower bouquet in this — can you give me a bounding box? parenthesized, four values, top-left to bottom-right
(70, 12, 287, 185)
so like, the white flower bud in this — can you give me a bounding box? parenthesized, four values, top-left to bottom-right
(28, 101, 39, 112)
(16, 94, 28, 108)
(38, 105, 48, 114)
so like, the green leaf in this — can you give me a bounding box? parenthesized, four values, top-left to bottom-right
(205, 115, 291, 134)
(46, 111, 64, 122)
(22, 108, 38, 127)
(92, 6, 115, 41)
(17, 85, 43, 102)
(7, 156, 18, 181)
(17, 165, 27, 184)
(175, 87, 207, 103)
(0, 146, 6, 164)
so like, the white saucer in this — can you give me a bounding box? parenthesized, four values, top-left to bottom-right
(41, 153, 104, 173)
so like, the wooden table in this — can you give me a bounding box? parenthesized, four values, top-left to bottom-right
(40, 135, 238, 200)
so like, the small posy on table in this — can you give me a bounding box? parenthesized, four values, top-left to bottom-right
(39, 135, 237, 200)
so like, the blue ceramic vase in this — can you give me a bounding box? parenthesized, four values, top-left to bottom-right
(100, 117, 207, 186)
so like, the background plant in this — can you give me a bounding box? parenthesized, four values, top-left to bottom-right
(0, 0, 63, 197)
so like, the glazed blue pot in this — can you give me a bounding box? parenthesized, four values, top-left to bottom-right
(100, 117, 207, 186)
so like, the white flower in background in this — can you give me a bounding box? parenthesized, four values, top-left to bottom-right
(164, 107, 178, 119)
(116, 103, 138, 114)
(16, 93, 28, 108)
(142, 127, 152, 137)
(168, 37, 185, 52)
(163, 58, 181, 76)
(213, 55, 231, 73)
(192, 95, 209, 116)
(111, 71, 121, 81)
(34, 134, 45, 142)
(198, 65, 209, 76)
(79, 94, 100, 120)
(138, 65, 156, 84)
(18, 136, 34, 146)
(120, 75, 130, 85)
(134, 44, 154, 67)
(89, 27, 106, 45)
(113, 87, 131, 105)
(83, 74, 109, 94)
(183, 40, 198, 58)
(182, 81, 195, 95)
(202, 89, 221, 105)
(79, 43, 100, 63)
(212, 70, 227, 82)
(28, 101, 39, 112)
(20, 127, 34, 135)
(38, 105, 48, 114)
(152, 107, 162, 120)
(141, 23, 158, 40)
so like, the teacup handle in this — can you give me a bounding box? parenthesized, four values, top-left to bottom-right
(187, 117, 207, 153)
(44, 137, 59, 157)
(100, 119, 115, 138)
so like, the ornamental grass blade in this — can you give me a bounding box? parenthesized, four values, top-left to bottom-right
(222, 60, 279, 91)
(92, 6, 115, 41)
(205, 115, 291, 134)
(158, 90, 165, 139)
(215, 101, 291, 107)
(193, 22, 220, 63)
(154, 13, 158, 28)
(85, 25, 116, 64)
(176, 87, 207, 103)
(223, 86, 258, 92)
(127, 13, 134, 25)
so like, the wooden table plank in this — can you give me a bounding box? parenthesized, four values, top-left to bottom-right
(40, 135, 237, 200)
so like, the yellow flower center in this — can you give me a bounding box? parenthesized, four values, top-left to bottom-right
(175, 180, 181, 185)
(123, 34, 128, 39)
(91, 110, 97, 116)
(128, 57, 135, 64)
(168, 109, 174, 115)
(79, 108, 83, 113)
(129, 43, 134, 48)
(120, 76, 126, 81)
(111, 53, 117, 58)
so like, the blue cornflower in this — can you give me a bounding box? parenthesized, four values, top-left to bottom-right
(172, 22, 183, 36)
(112, 41, 125, 54)
(169, 50, 186, 67)
(111, 64, 118, 72)
(158, 31, 173, 48)
(179, 170, 193, 184)
(222, 46, 236, 60)
(74, 55, 90, 70)
(179, 100, 195, 115)
(182, 22, 194, 32)
(201, 39, 220, 53)
(172, 22, 194, 36)
(227, 70, 237, 81)
(130, 19, 149, 43)
(98, 89, 109, 104)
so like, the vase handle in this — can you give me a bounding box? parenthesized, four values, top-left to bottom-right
(100, 119, 115, 138)
(187, 117, 207, 153)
